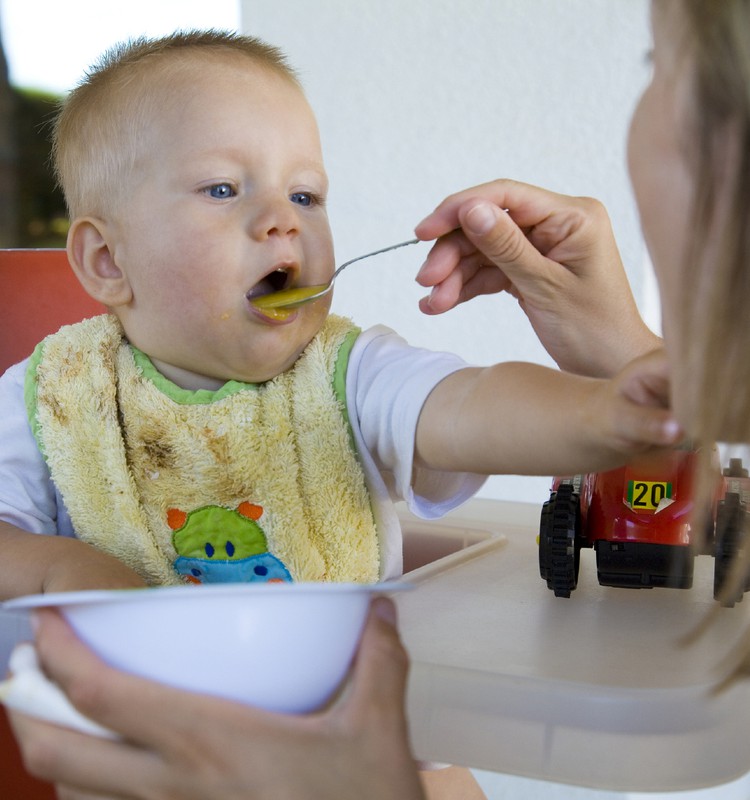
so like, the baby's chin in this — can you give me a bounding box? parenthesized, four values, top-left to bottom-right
(145, 310, 328, 389)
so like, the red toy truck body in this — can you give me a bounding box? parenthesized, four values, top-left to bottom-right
(539, 449, 750, 604)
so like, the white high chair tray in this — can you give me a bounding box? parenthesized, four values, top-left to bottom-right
(396, 499, 750, 792)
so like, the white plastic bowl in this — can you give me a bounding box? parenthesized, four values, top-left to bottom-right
(5, 582, 406, 713)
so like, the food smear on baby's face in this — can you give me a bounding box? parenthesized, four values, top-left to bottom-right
(254, 304, 294, 321)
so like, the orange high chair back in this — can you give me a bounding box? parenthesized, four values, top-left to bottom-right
(1, 249, 104, 799)
(0, 248, 106, 373)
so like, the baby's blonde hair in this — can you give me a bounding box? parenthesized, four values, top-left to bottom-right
(52, 30, 300, 219)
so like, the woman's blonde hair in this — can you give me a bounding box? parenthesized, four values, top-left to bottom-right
(52, 30, 300, 219)
(677, 1, 750, 447)
(670, 1, 750, 662)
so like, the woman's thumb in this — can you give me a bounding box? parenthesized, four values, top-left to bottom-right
(460, 201, 529, 268)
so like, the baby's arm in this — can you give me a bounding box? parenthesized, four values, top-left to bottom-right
(416, 349, 681, 478)
(0, 362, 146, 599)
(0, 519, 146, 600)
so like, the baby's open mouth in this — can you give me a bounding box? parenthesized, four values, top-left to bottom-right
(247, 267, 298, 321)
(247, 267, 292, 301)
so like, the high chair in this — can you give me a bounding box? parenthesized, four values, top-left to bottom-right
(1, 249, 104, 799)
(0, 248, 106, 373)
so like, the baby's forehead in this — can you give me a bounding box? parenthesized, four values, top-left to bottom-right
(108, 53, 293, 141)
(122, 54, 306, 136)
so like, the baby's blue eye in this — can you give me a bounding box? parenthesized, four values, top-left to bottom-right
(207, 183, 236, 199)
(290, 192, 314, 207)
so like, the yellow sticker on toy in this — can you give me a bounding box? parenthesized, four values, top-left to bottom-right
(627, 480, 673, 511)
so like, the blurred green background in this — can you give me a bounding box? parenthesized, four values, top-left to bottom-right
(0, 29, 67, 249)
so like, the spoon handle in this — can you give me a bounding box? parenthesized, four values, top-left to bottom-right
(332, 237, 420, 280)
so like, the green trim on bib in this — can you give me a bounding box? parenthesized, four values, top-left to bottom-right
(130, 347, 258, 405)
(332, 328, 360, 435)
(24, 339, 46, 454)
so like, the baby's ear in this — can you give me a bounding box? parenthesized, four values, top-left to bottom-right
(67, 217, 132, 307)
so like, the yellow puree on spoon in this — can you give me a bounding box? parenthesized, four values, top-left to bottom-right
(251, 284, 328, 320)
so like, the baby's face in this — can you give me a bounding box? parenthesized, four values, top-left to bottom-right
(105, 60, 335, 388)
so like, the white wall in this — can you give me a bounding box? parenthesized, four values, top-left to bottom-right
(241, 0, 654, 505)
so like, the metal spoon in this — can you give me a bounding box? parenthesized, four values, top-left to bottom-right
(251, 237, 420, 313)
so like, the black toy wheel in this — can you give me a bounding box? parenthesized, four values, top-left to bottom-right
(714, 492, 746, 607)
(539, 483, 581, 598)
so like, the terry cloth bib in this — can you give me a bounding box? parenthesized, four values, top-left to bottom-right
(25, 314, 380, 586)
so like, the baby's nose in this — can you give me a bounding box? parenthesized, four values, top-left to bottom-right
(249, 196, 299, 240)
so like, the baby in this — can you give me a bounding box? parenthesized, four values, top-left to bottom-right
(0, 31, 678, 597)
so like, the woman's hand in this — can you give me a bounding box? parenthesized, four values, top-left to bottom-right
(415, 179, 662, 378)
(9, 598, 425, 800)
